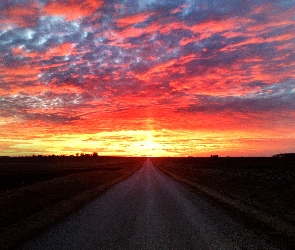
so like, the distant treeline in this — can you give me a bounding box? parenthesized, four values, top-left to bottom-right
(0, 153, 99, 159)
(210, 155, 219, 158)
(35, 152, 99, 157)
(273, 153, 295, 158)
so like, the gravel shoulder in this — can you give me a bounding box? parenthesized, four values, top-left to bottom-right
(152, 157, 295, 248)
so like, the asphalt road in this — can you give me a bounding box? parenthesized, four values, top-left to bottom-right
(22, 159, 277, 249)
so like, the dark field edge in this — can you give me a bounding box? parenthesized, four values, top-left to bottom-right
(0, 156, 141, 191)
(0, 165, 124, 191)
(152, 158, 295, 250)
(0, 161, 144, 250)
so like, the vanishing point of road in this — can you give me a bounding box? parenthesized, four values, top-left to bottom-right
(22, 159, 277, 249)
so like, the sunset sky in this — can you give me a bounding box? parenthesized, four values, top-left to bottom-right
(1, 0, 295, 157)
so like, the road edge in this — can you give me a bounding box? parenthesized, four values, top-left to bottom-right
(155, 164, 295, 243)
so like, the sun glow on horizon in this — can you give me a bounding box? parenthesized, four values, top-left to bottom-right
(128, 131, 166, 156)
(1, 127, 295, 157)
(144, 134, 166, 157)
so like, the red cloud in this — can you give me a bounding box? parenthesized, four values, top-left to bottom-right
(106, 25, 145, 41)
(180, 37, 196, 46)
(43, 0, 103, 21)
(110, 16, 184, 42)
(0, 85, 43, 96)
(188, 17, 252, 40)
(11, 47, 39, 58)
(3, 65, 40, 78)
(46, 42, 75, 57)
(0, 81, 85, 96)
(116, 12, 154, 27)
(0, 3, 39, 28)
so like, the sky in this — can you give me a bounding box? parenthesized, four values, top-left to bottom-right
(0, 0, 295, 157)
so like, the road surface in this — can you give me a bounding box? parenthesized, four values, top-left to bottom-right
(22, 159, 277, 249)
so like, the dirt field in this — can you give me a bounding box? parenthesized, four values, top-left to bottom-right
(0, 156, 142, 191)
(152, 157, 295, 240)
(0, 156, 145, 249)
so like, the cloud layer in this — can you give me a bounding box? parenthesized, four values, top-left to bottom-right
(1, 0, 295, 156)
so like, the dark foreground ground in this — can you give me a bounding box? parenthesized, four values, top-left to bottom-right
(23, 160, 280, 250)
(0, 156, 143, 191)
(0, 156, 144, 249)
(1, 156, 294, 249)
(153, 157, 295, 247)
